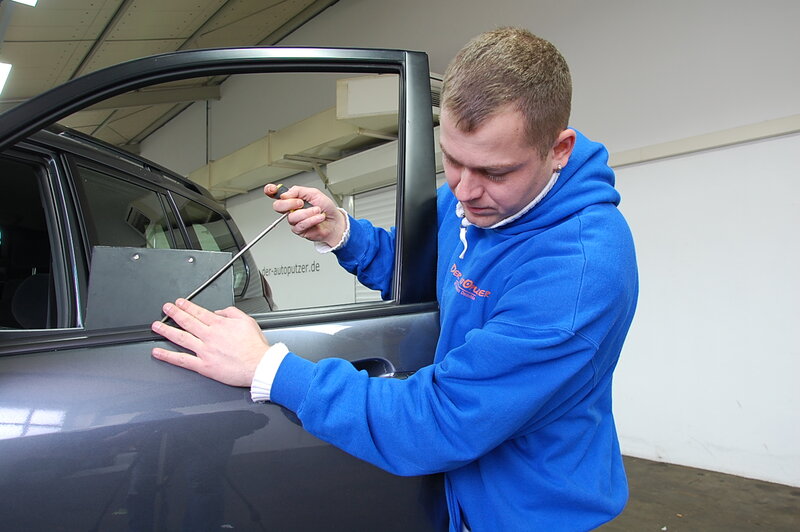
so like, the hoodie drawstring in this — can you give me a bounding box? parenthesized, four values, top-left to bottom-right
(458, 217, 470, 259)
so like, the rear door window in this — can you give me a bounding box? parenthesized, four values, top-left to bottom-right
(171, 195, 247, 297)
(73, 163, 182, 250)
(72, 159, 250, 303)
(0, 155, 59, 329)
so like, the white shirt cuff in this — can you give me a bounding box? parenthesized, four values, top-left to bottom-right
(314, 208, 350, 253)
(250, 342, 290, 403)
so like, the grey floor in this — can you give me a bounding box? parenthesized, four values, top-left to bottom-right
(599, 457, 800, 531)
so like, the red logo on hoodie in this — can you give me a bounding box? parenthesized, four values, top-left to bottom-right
(450, 264, 492, 300)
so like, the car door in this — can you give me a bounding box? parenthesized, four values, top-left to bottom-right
(0, 48, 441, 530)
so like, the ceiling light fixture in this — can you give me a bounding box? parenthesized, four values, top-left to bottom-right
(0, 63, 11, 96)
(12, 0, 38, 6)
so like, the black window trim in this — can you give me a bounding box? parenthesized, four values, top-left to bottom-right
(156, 192, 185, 249)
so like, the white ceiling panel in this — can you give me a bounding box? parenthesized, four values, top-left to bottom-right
(58, 108, 117, 130)
(0, 40, 94, 100)
(88, 122, 130, 146)
(196, 0, 316, 47)
(0, 0, 339, 151)
(80, 39, 186, 73)
(3, 0, 120, 41)
(106, 0, 228, 40)
(60, 103, 177, 146)
(102, 103, 179, 138)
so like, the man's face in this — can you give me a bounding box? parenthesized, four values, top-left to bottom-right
(440, 106, 556, 228)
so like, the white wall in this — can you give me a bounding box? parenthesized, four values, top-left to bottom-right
(615, 134, 800, 486)
(277, 0, 799, 152)
(141, 0, 800, 486)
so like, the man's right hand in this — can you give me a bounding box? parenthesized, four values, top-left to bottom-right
(264, 184, 346, 248)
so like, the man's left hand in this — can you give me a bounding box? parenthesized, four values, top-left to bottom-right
(151, 298, 269, 387)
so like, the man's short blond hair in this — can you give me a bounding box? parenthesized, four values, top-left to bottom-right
(441, 27, 572, 159)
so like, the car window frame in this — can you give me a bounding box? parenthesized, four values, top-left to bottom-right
(0, 144, 83, 334)
(0, 47, 437, 352)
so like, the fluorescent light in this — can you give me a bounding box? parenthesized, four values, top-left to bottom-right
(0, 63, 11, 95)
(12, 0, 38, 6)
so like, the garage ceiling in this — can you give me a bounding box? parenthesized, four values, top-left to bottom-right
(0, 0, 339, 151)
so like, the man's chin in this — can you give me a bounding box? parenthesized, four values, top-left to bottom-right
(464, 212, 500, 228)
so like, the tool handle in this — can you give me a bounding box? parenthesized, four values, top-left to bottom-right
(273, 184, 313, 209)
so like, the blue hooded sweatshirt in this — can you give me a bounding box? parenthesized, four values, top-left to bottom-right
(270, 129, 639, 531)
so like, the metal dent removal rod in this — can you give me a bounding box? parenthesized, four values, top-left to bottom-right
(160, 184, 310, 323)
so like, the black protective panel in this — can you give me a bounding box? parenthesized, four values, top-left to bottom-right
(85, 246, 234, 329)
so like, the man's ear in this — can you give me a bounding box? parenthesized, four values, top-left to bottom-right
(552, 129, 576, 169)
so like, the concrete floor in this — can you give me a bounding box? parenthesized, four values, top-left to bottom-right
(599, 456, 800, 531)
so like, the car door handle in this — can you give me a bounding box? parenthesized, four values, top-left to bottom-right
(351, 358, 416, 379)
(351, 357, 396, 378)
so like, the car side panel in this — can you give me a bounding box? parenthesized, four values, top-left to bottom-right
(0, 46, 442, 530)
(0, 310, 444, 530)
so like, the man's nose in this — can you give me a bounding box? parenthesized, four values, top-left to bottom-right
(454, 168, 482, 202)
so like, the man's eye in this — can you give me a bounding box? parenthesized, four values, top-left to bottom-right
(486, 173, 505, 183)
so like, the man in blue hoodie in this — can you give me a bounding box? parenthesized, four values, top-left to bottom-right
(152, 28, 639, 531)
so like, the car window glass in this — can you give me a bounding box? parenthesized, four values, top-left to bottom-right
(147, 72, 400, 311)
(0, 156, 58, 329)
(351, 184, 396, 303)
(172, 196, 246, 297)
(74, 164, 179, 250)
(58, 69, 407, 313)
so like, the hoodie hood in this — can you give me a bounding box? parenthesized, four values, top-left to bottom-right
(453, 129, 619, 238)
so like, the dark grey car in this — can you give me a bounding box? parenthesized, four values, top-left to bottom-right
(0, 48, 442, 530)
